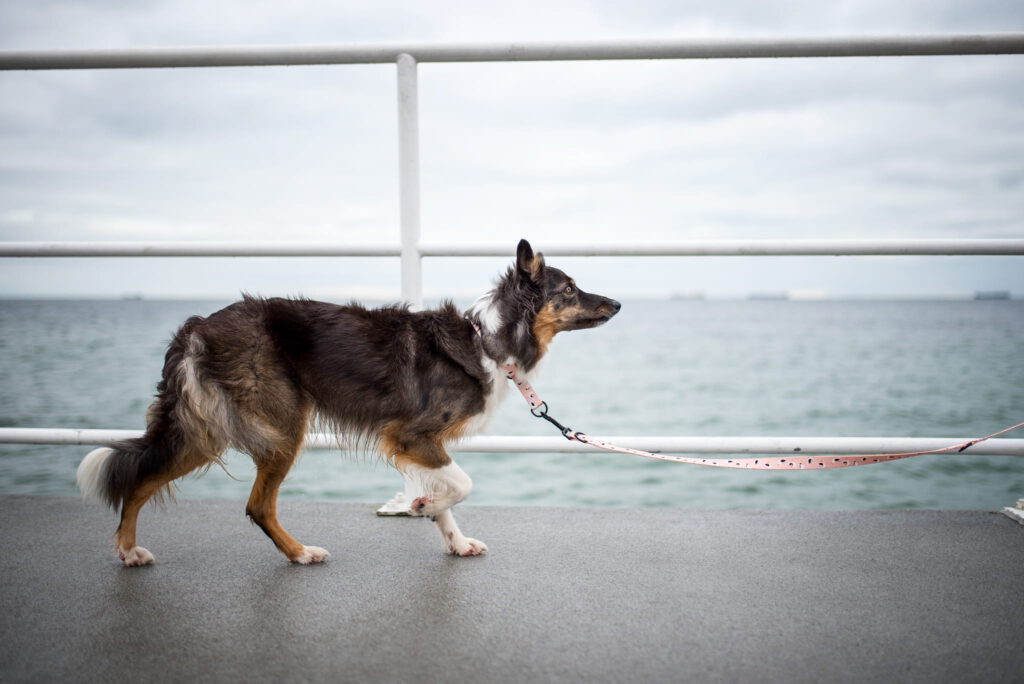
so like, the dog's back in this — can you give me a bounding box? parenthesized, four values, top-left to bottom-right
(259, 297, 492, 447)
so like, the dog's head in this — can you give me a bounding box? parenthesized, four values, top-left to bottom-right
(514, 239, 621, 346)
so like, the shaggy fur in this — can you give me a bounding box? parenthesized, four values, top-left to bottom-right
(77, 239, 620, 565)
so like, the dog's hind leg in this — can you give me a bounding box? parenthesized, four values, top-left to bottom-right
(246, 445, 329, 565)
(115, 478, 171, 567)
(114, 484, 160, 567)
(112, 447, 213, 567)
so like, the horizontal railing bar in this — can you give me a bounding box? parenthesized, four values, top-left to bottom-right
(0, 242, 401, 257)
(3, 239, 1024, 258)
(1, 34, 1023, 70)
(421, 239, 1024, 257)
(2, 428, 1022, 456)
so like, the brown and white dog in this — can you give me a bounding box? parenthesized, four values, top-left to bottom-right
(77, 239, 620, 566)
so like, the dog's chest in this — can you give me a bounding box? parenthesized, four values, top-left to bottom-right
(463, 355, 511, 436)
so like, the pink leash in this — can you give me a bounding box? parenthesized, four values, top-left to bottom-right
(503, 364, 1024, 470)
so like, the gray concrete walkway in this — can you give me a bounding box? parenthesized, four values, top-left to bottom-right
(1, 495, 1022, 683)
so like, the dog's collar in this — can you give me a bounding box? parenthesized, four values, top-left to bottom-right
(466, 314, 501, 364)
(466, 315, 541, 407)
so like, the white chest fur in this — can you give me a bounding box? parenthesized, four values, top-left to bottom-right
(463, 354, 510, 437)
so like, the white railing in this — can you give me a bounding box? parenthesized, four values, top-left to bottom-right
(2, 34, 1022, 69)
(2, 35, 1023, 456)
(4, 428, 1023, 456)
(4, 239, 1024, 259)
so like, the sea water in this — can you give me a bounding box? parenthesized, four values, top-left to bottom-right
(1, 298, 1022, 510)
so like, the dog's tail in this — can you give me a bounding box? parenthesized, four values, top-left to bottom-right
(76, 433, 183, 510)
(77, 316, 211, 509)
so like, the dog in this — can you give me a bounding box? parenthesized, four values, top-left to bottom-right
(77, 239, 620, 566)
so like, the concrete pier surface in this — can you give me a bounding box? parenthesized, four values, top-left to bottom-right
(1, 495, 1022, 683)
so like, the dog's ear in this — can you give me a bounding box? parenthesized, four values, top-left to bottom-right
(516, 239, 545, 282)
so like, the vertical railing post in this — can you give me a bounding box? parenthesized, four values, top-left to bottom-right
(396, 53, 422, 309)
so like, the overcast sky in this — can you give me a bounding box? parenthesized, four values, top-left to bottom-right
(1, 1, 1022, 300)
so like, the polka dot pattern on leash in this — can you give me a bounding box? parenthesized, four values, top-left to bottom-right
(503, 362, 1023, 470)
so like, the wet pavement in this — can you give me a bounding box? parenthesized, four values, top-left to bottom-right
(2, 496, 1022, 683)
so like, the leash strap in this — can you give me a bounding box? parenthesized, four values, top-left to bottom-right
(502, 364, 1024, 470)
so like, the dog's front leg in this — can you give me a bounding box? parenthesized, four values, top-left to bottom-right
(432, 508, 488, 557)
(399, 459, 488, 556)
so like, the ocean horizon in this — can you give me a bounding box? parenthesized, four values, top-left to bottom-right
(1, 297, 1021, 511)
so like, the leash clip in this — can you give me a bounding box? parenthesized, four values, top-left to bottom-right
(530, 403, 579, 441)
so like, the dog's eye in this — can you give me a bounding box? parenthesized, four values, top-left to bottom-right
(563, 285, 574, 296)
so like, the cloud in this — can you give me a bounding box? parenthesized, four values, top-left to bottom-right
(418, 56, 1024, 244)
(1, 0, 1022, 298)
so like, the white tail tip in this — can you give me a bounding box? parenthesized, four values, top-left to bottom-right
(77, 447, 113, 501)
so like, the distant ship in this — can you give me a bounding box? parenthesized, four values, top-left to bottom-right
(974, 291, 1011, 300)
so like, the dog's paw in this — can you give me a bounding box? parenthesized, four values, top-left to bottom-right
(449, 537, 488, 557)
(118, 546, 156, 567)
(291, 546, 330, 565)
(409, 496, 436, 515)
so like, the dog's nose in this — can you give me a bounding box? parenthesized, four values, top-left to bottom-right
(606, 299, 622, 315)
